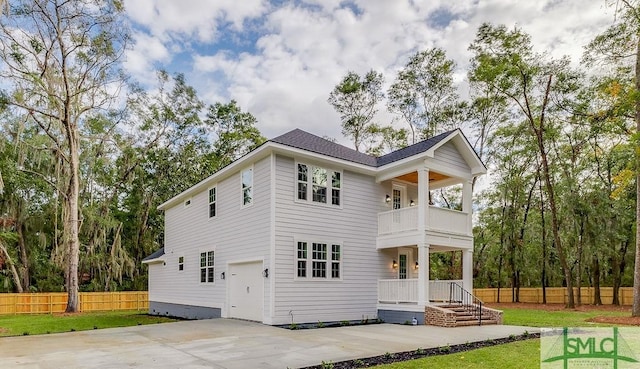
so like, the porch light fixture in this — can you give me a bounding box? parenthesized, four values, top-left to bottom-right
(220, 272, 225, 280)
(415, 261, 419, 269)
(385, 194, 391, 203)
(410, 199, 415, 206)
(262, 268, 269, 278)
(392, 259, 398, 269)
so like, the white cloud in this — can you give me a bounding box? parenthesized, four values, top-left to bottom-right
(124, 0, 616, 143)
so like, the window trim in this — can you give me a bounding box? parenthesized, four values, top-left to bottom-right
(208, 186, 217, 219)
(294, 161, 342, 209)
(241, 166, 254, 208)
(294, 238, 342, 281)
(200, 250, 215, 284)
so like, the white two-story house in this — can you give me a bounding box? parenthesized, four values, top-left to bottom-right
(143, 128, 492, 326)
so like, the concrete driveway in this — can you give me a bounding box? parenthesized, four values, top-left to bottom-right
(0, 319, 535, 369)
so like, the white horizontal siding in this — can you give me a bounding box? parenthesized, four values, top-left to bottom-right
(150, 157, 271, 315)
(273, 155, 386, 325)
(433, 141, 470, 172)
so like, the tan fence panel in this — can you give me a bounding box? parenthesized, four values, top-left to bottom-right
(0, 292, 148, 315)
(473, 287, 633, 305)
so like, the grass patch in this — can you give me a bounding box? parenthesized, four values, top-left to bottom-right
(502, 308, 628, 327)
(370, 306, 629, 369)
(0, 311, 177, 337)
(372, 339, 540, 369)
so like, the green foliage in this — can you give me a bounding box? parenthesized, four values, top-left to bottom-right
(328, 70, 384, 152)
(388, 47, 466, 142)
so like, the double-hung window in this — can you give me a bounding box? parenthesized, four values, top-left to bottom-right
(208, 187, 216, 218)
(241, 168, 253, 206)
(296, 163, 341, 206)
(296, 241, 341, 280)
(200, 251, 214, 283)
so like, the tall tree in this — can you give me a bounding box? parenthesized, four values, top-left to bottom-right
(585, 0, 640, 315)
(388, 48, 465, 143)
(328, 70, 384, 152)
(469, 23, 580, 307)
(0, 0, 127, 311)
(205, 100, 266, 168)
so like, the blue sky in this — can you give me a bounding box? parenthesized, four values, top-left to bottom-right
(122, 0, 614, 143)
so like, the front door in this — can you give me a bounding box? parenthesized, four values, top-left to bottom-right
(398, 252, 408, 279)
(392, 186, 405, 210)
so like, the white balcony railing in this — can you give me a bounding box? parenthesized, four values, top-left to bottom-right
(377, 207, 418, 235)
(378, 279, 464, 303)
(428, 207, 469, 235)
(377, 206, 469, 236)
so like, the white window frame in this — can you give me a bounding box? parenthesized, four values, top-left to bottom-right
(208, 186, 217, 219)
(200, 250, 215, 284)
(294, 239, 342, 281)
(295, 162, 342, 208)
(241, 166, 253, 207)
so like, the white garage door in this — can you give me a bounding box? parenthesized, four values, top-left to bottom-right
(228, 261, 264, 321)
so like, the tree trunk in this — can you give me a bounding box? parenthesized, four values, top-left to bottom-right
(575, 216, 585, 306)
(531, 75, 574, 308)
(613, 239, 630, 306)
(633, 36, 640, 316)
(0, 239, 23, 293)
(16, 221, 29, 291)
(592, 255, 602, 305)
(64, 127, 81, 313)
(540, 175, 547, 304)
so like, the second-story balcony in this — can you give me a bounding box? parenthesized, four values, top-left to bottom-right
(377, 206, 470, 237)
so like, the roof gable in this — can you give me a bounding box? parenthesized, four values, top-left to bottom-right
(376, 130, 455, 167)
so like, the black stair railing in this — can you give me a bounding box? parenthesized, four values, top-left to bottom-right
(448, 282, 483, 325)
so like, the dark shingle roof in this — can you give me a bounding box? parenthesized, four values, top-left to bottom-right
(376, 130, 456, 166)
(271, 129, 378, 166)
(142, 247, 165, 262)
(270, 128, 456, 167)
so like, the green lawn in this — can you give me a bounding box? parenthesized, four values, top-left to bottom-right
(502, 307, 628, 327)
(372, 306, 631, 369)
(0, 311, 177, 337)
(374, 339, 541, 369)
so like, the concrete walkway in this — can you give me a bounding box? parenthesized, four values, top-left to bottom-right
(0, 319, 536, 369)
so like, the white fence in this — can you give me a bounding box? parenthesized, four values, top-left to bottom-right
(378, 279, 463, 303)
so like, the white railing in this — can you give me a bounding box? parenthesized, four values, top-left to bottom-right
(377, 207, 418, 235)
(430, 280, 463, 301)
(378, 206, 470, 236)
(378, 279, 418, 303)
(378, 279, 464, 303)
(428, 206, 469, 235)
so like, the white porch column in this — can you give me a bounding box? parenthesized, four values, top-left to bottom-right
(462, 179, 473, 235)
(417, 167, 429, 232)
(463, 249, 473, 293)
(417, 166, 430, 305)
(417, 243, 430, 305)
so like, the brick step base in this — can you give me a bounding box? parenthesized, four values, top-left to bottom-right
(455, 319, 498, 327)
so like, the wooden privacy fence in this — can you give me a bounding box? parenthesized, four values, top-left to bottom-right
(0, 291, 148, 315)
(473, 287, 634, 305)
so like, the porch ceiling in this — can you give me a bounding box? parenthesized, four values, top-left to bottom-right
(396, 171, 449, 184)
